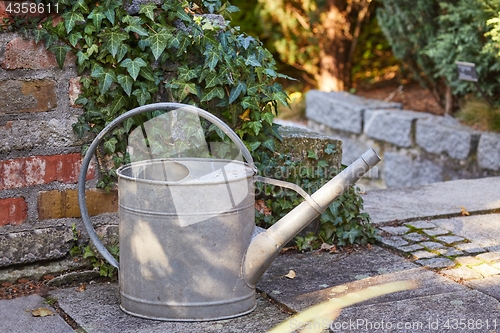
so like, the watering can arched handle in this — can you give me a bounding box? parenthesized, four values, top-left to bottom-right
(77, 103, 255, 269)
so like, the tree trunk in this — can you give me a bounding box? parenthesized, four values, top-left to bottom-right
(316, 0, 371, 92)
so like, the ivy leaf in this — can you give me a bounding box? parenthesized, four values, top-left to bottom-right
(100, 30, 129, 58)
(109, 94, 127, 116)
(262, 138, 275, 152)
(48, 45, 71, 68)
(72, 0, 89, 14)
(132, 88, 151, 106)
(273, 91, 290, 107)
(117, 74, 133, 96)
(120, 58, 147, 81)
(62, 11, 85, 33)
(175, 8, 191, 22)
(167, 34, 181, 49)
(201, 87, 225, 102)
(241, 96, 260, 111)
(324, 144, 337, 155)
(87, 10, 106, 31)
(204, 72, 224, 88)
(43, 33, 58, 49)
(203, 47, 221, 71)
(103, 137, 118, 154)
(68, 32, 83, 47)
(178, 65, 200, 81)
(91, 65, 117, 94)
(86, 44, 98, 57)
(116, 44, 129, 63)
(247, 141, 261, 152)
(147, 28, 172, 60)
(76, 51, 89, 69)
(33, 28, 47, 44)
(229, 81, 247, 104)
(238, 35, 255, 50)
(261, 112, 274, 125)
(103, 7, 115, 25)
(139, 3, 157, 21)
(123, 15, 148, 36)
(246, 121, 263, 136)
(307, 150, 318, 159)
(245, 54, 261, 67)
(177, 82, 198, 100)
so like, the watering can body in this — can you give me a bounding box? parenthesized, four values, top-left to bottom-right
(78, 103, 380, 321)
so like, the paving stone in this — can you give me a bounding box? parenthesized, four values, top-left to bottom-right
(416, 257, 456, 269)
(420, 241, 445, 250)
(441, 266, 483, 281)
(435, 248, 463, 257)
(465, 275, 500, 301)
(406, 221, 436, 229)
(475, 252, 500, 263)
(454, 242, 486, 254)
(454, 256, 483, 266)
(435, 235, 466, 245)
(397, 244, 424, 253)
(379, 226, 410, 236)
(403, 232, 428, 243)
(362, 178, 500, 224)
(422, 228, 450, 237)
(379, 236, 409, 248)
(411, 250, 437, 260)
(471, 264, 500, 278)
(52, 283, 289, 333)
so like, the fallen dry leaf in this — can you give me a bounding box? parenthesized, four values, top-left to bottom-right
(319, 243, 336, 253)
(255, 199, 272, 217)
(239, 109, 251, 121)
(31, 308, 54, 317)
(285, 270, 296, 279)
(460, 206, 470, 216)
(75, 284, 87, 292)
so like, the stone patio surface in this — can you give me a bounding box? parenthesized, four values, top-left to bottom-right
(2, 176, 500, 332)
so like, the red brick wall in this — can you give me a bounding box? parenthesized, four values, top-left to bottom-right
(0, 32, 117, 268)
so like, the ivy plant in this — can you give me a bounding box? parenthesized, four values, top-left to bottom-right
(32, 0, 288, 190)
(254, 144, 379, 250)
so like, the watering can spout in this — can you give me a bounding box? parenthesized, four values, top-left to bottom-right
(243, 149, 381, 287)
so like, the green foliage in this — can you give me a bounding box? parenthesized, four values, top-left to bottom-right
(69, 223, 118, 278)
(32, 0, 288, 190)
(254, 144, 379, 250)
(240, 0, 374, 91)
(457, 99, 500, 132)
(378, 0, 500, 109)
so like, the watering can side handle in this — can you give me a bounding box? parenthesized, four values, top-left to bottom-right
(253, 176, 324, 215)
(78, 103, 255, 269)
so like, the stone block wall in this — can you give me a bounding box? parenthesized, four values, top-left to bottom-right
(0, 32, 118, 271)
(306, 90, 500, 188)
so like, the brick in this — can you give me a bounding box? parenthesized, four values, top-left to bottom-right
(38, 189, 118, 220)
(0, 79, 57, 113)
(1, 37, 75, 70)
(0, 154, 95, 190)
(0, 1, 8, 20)
(69, 77, 83, 108)
(0, 197, 28, 226)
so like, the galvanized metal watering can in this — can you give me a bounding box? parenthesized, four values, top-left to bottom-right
(78, 103, 380, 321)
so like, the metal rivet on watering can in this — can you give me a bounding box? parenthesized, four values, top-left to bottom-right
(78, 103, 380, 321)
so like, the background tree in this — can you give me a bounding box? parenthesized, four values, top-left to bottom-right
(377, 0, 500, 113)
(251, 0, 375, 91)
